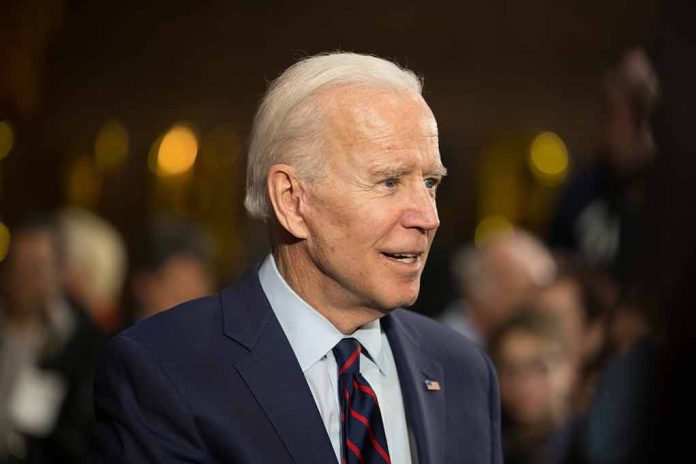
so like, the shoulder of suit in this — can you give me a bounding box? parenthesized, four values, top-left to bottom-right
(390, 308, 490, 370)
(116, 293, 224, 357)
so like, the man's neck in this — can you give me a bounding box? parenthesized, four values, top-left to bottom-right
(273, 245, 384, 335)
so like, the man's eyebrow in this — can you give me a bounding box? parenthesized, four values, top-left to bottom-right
(426, 165, 448, 177)
(369, 166, 409, 178)
(369, 165, 448, 178)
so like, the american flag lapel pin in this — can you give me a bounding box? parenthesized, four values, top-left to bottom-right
(424, 379, 441, 391)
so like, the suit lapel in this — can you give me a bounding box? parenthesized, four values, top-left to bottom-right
(384, 311, 445, 464)
(221, 271, 336, 464)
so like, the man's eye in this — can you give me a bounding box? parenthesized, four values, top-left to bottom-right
(424, 178, 439, 189)
(384, 178, 399, 188)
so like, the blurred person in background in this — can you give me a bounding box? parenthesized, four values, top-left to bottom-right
(130, 216, 215, 322)
(549, 48, 659, 285)
(603, 287, 651, 358)
(489, 309, 576, 464)
(572, 5, 696, 461)
(57, 208, 127, 335)
(530, 254, 655, 464)
(533, 268, 586, 366)
(574, 327, 656, 464)
(0, 213, 103, 464)
(532, 255, 611, 412)
(439, 228, 556, 344)
(567, 283, 656, 464)
(546, 52, 660, 424)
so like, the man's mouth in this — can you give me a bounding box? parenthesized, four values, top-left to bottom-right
(381, 252, 423, 264)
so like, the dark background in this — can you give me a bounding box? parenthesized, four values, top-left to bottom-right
(0, 1, 660, 290)
(2, 2, 696, 459)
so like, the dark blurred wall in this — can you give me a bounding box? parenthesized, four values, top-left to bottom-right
(1, 0, 659, 284)
(649, 1, 696, 460)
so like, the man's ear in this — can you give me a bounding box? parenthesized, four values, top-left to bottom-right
(267, 164, 310, 239)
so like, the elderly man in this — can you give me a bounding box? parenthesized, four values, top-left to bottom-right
(92, 52, 502, 464)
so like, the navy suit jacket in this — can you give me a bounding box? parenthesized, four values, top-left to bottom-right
(91, 269, 502, 463)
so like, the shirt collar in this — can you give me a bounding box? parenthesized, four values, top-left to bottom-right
(258, 254, 385, 374)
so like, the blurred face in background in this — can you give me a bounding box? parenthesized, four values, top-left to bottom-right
(534, 278, 586, 364)
(470, 234, 556, 338)
(2, 230, 62, 320)
(604, 96, 656, 176)
(133, 255, 213, 318)
(496, 329, 575, 429)
(477, 253, 538, 334)
(603, 49, 658, 176)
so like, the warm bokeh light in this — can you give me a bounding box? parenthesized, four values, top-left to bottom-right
(528, 131, 569, 185)
(155, 124, 199, 176)
(0, 120, 14, 161)
(475, 215, 513, 246)
(94, 120, 129, 172)
(0, 222, 11, 262)
(67, 157, 102, 208)
(148, 134, 163, 175)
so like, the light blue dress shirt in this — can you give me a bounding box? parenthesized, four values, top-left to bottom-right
(258, 254, 414, 464)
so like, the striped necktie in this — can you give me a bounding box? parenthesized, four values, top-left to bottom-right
(333, 338, 391, 464)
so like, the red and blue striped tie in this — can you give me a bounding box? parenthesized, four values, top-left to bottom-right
(333, 338, 391, 464)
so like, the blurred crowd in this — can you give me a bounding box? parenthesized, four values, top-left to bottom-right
(439, 48, 662, 464)
(0, 43, 691, 464)
(0, 211, 215, 463)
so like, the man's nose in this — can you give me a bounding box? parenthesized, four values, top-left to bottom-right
(402, 183, 440, 233)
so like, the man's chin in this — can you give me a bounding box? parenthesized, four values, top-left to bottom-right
(376, 290, 420, 312)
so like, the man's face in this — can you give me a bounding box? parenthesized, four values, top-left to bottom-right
(299, 86, 444, 314)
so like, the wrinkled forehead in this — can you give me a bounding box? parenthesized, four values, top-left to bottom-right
(318, 85, 439, 150)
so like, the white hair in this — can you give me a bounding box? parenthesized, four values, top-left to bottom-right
(244, 52, 423, 220)
(451, 228, 557, 299)
(58, 208, 127, 307)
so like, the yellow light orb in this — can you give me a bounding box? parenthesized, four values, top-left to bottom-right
(529, 131, 569, 185)
(148, 134, 163, 175)
(0, 222, 11, 262)
(0, 121, 14, 161)
(475, 215, 513, 246)
(94, 120, 129, 172)
(156, 124, 199, 176)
